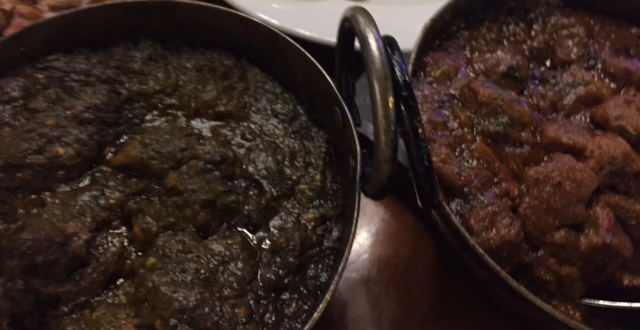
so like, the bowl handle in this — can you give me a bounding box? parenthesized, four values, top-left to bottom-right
(382, 35, 438, 210)
(336, 6, 397, 199)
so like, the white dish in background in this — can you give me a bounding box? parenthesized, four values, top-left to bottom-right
(224, 0, 448, 52)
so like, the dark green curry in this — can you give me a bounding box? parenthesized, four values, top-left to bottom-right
(0, 41, 343, 330)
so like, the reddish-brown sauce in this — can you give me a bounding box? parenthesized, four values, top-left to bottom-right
(414, 0, 640, 321)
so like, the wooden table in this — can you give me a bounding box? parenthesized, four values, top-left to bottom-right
(314, 193, 525, 330)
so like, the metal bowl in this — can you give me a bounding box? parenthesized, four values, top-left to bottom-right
(338, 1, 640, 329)
(0, 1, 398, 328)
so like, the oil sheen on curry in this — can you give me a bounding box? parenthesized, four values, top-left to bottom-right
(413, 0, 640, 322)
(0, 41, 343, 330)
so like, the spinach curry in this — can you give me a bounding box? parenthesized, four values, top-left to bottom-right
(0, 41, 343, 330)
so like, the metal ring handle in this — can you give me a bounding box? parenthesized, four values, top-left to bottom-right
(382, 35, 438, 210)
(336, 6, 397, 199)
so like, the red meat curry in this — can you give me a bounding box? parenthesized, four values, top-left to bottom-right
(414, 0, 640, 321)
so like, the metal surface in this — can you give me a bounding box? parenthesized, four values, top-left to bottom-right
(336, 6, 396, 200)
(0, 2, 361, 329)
(382, 35, 437, 211)
(581, 299, 640, 310)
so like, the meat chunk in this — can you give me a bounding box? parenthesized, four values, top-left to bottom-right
(493, 146, 546, 182)
(463, 201, 524, 270)
(460, 79, 537, 125)
(551, 20, 587, 66)
(429, 140, 468, 195)
(601, 54, 640, 89)
(469, 141, 519, 199)
(597, 25, 640, 56)
(524, 246, 587, 301)
(591, 94, 640, 142)
(429, 139, 518, 199)
(518, 154, 598, 240)
(459, 78, 539, 144)
(580, 202, 634, 282)
(471, 47, 530, 92)
(586, 133, 640, 173)
(538, 193, 640, 291)
(599, 193, 640, 242)
(521, 201, 633, 305)
(554, 68, 612, 115)
(533, 68, 611, 116)
(540, 117, 593, 156)
(585, 132, 640, 194)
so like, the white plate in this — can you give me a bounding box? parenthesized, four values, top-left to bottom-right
(224, 0, 448, 52)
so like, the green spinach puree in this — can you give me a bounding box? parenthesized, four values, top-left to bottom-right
(0, 41, 343, 330)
